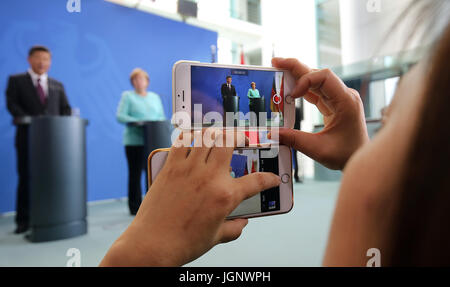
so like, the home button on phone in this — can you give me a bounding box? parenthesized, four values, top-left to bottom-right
(281, 173, 290, 184)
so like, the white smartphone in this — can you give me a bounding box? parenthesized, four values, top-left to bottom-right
(172, 61, 296, 130)
(148, 145, 294, 219)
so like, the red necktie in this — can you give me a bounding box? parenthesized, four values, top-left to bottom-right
(37, 78, 46, 105)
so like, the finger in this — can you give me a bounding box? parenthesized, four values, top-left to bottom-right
(294, 69, 350, 105)
(276, 128, 323, 162)
(303, 90, 319, 105)
(303, 91, 334, 117)
(271, 57, 311, 79)
(233, 172, 281, 203)
(216, 219, 249, 244)
(167, 131, 192, 162)
(207, 130, 247, 168)
(186, 129, 215, 163)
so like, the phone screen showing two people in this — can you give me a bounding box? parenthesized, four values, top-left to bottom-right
(191, 66, 285, 127)
(228, 148, 280, 217)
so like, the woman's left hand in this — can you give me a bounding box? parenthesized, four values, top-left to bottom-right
(100, 129, 281, 266)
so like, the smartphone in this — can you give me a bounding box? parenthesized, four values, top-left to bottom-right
(172, 61, 296, 130)
(148, 145, 294, 219)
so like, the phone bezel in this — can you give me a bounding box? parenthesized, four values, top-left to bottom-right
(147, 146, 294, 219)
(172, 61, 296, 130)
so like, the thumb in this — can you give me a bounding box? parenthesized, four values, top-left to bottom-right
(271, 128, 322, 162)
(216, 219, 249, 244)
(233, 172, 281, 202)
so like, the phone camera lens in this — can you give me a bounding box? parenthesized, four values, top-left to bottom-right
(182, 106, 185, 109)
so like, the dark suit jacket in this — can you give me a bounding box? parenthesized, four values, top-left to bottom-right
(6, 72, 71, 117)
(6, 72, 71, 146)
(294, 98, 304, 130)
(221, 83, 237, 98)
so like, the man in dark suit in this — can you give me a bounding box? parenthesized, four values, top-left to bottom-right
(293, 98, 304, 183)
(6, 45, 71, 234)
(221, 76, 238, 126)
(221, 75, 236, 98)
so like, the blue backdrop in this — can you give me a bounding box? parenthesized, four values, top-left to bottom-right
(191, 66, 276, 118)
(0, 0, 217, 213)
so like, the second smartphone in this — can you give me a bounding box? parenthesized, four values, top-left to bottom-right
(148, 145, 294, 219)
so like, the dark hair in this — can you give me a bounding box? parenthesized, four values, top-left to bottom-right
(226, 76, 232, 80)
(387, 23, 450, 266)
(28, 45, 51, 57)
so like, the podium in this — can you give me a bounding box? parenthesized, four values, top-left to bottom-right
(142, 120, 173, 157)
(26, 116, 88, 242)
(249, 97, 265, 126)
(222, 95, 240, 126)
(128, 119, 173, 161)
(127, 120, 172, 190)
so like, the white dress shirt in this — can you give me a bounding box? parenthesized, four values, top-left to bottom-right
(28, 68, 49, 98)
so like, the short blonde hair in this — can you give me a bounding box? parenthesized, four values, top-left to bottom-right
(130, 68, 150, 86)
(250, 82, 256, 87)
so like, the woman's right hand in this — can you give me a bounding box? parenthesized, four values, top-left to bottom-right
(271, 58, 369, 170)
(100, 129, 281, 266)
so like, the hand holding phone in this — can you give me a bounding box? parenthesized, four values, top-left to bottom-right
(271, 57, 369, 170)
(149, 144, 293, 219)
(101, 130, 282, 266)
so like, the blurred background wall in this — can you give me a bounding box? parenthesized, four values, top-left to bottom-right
(0, 0, 217, 213)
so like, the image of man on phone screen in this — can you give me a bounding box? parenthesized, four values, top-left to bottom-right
(221, 75, 238, 126)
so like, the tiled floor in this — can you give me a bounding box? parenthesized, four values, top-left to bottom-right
(0, 180, 340, 267)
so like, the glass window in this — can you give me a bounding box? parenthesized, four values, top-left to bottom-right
(316, 0, 342, 68)
(230, 0, 261, 25)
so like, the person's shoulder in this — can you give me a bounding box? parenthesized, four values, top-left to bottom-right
(147, 91, 161, 98)
(48, 77, 63, 87)
(8, 72, 29, 81)
(121, 90, 134, 98)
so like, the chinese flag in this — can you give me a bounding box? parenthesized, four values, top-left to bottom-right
(270, 75, 284, 113)
(251, 160, 257, 173)
(245, 130, 260, 145)
(240, 47, 245, 65)
(279, 75, 284, 112)
(270, 77, 277, 112)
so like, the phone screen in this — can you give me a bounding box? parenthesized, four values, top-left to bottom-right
(150, 147, 282, 217)
(228, 148, 280, 217)
(191, 66, 285, 127)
